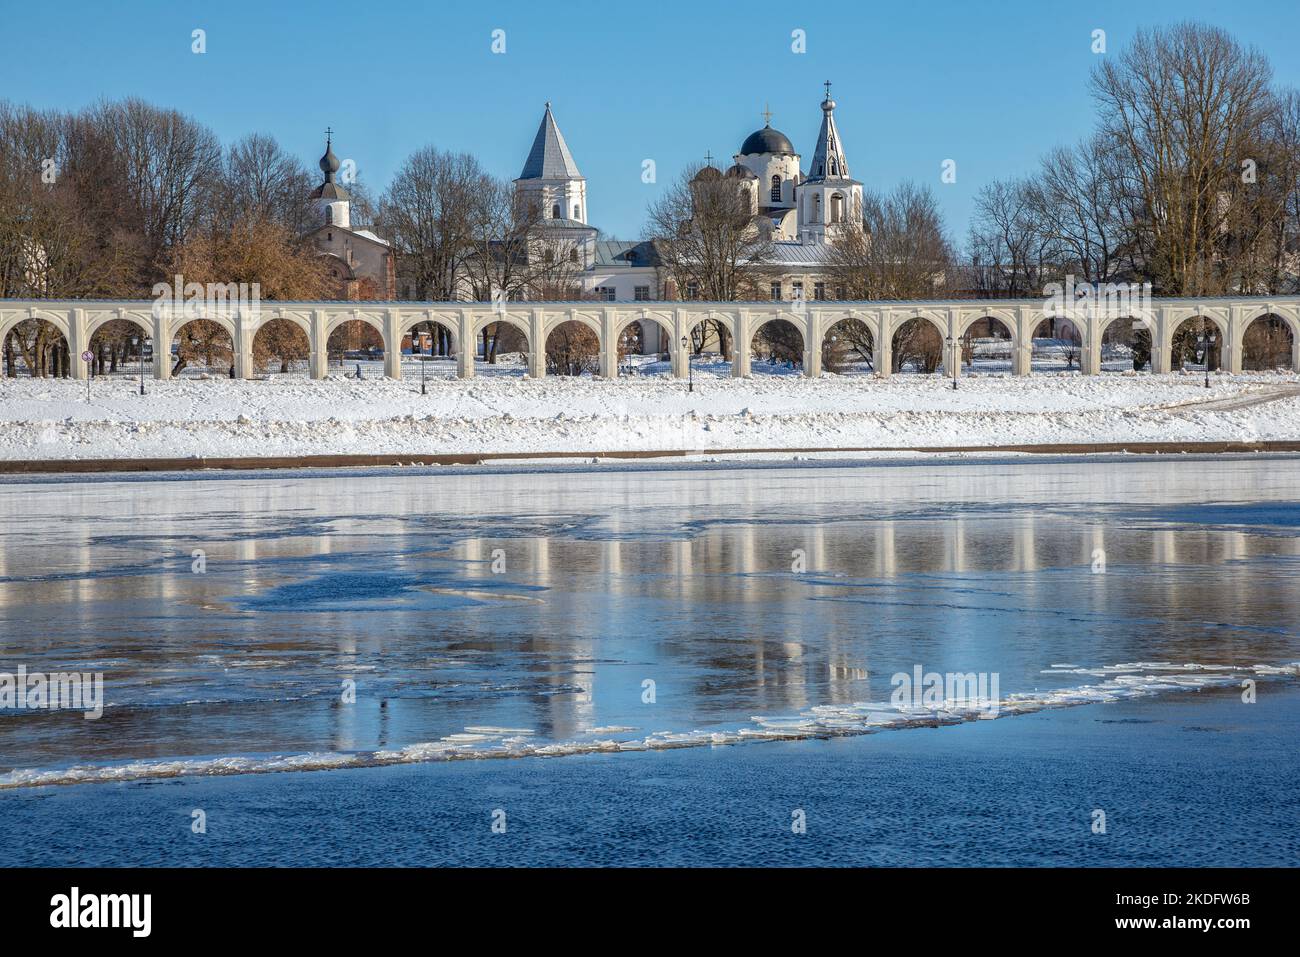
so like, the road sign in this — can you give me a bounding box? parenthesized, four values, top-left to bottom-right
(81, 350, 93, 363)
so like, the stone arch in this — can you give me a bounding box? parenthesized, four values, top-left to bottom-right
(86, 311, 151, 341)
(544, 319, 600, 376)
(822, 316, 875, 375)
(400, 314, 459, 360)
(2, 316, 70, 378)
(750, 316, 805, 374)
(1168, 314, 1225, 372)
(473, 313, 530, 370)
(88, 315, 154, 378)
(958, 313, 1015, 373)
(1241, 307, 1300, 344)
(253, 311, 312, 341)
(1240, 312, 1295, 371)
(615, 313, 673, 369)
(169, 316, 235, 378)
(683, 312, 735, 360)
(1031, 315, 1084, 372)
(325, 311, 383, 340)
(24, 309, 71, 339)
(543, 311, 602, 344)
(252, 318, 312, 376)
(889, 314, 946, 374)
(1099, 313, 1154, 372)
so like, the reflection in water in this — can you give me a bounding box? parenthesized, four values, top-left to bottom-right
(1, 456, 1299, 780)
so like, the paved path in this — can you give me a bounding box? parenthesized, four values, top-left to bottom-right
(1161, 383, 1300, 414)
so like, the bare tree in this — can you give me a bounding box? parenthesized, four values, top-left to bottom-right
(221, 133, 315, 233)
(379, 147, 487, 301)
(1091, 22, 1276, 295)
(648, 164, 775, 359)
(829, 181, 954, 299)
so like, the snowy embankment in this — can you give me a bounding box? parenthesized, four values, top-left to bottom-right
(2, 364, 1300, 461)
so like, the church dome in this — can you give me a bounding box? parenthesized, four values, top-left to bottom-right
(320, 142, 341, 176)
(725, 163, 757, 180)
(692, 165, 723, 183)
(739, 124, 795, 156)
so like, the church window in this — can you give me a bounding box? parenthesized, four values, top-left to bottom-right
(830, 160, 838, 176)
(835, 285, 846, 300)
(595, 286, 616, 302)
(551, 203, 561, 219)
(634, 286, 650, 301)
(770, 281, 782, 301)
(791, 281, 803, 299)
(814, 282, 826, 301)
(830, 193, 844, 223)
(569, 248, 579, 263)
(770, 175, 781, 203)
(573, 204, 580, 219)
(685, 282, 699, 300)
(812, 194, 821, 222)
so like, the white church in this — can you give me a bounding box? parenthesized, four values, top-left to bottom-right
(515, 83, 864, 308)
(316, 85, 863, 325)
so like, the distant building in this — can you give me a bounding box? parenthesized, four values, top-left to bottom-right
(302, 133, 395, 300)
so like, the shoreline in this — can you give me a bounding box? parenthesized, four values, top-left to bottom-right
(5, 439, 1300, 475)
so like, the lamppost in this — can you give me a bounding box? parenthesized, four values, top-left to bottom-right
(1201, 324, 1211, 389)
(945, 334, 958, 390)
(420, 340, 428, 395)
(133, 336, 146, 396)
(681, 335, 693, 393)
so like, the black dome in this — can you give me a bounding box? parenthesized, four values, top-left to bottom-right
(739, 125, 795, 155)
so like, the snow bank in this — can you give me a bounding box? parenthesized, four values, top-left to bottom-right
(2, 369, 1300, 460)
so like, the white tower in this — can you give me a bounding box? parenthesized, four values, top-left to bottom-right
(311, 129, 351, 229)
(795, 83, 862, 244)
(514, 102, 587, 224)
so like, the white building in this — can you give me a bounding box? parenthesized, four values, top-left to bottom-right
(509, 86, 863, 353)
(303, 133, 396, 300)
(514, 85, 863, 309)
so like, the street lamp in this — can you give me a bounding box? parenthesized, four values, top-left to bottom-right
(133, 336, 146, 396)
(946, 334, 958, 390)
(681, 335, 693, 393)
(1201, 326, 1211, 389)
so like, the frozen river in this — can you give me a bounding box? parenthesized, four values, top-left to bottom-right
(1, 456, 1298, 865)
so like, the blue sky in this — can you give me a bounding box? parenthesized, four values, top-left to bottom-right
(3, 0, 1299, 244)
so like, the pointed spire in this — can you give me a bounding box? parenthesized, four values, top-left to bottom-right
(518, 102, 582, 180)
(807, 82, 851, 183)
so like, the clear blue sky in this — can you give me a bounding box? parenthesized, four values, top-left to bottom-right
(3, 0, 1299, 245)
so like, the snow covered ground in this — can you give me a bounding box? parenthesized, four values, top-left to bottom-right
(3, 363, 1300, 461)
